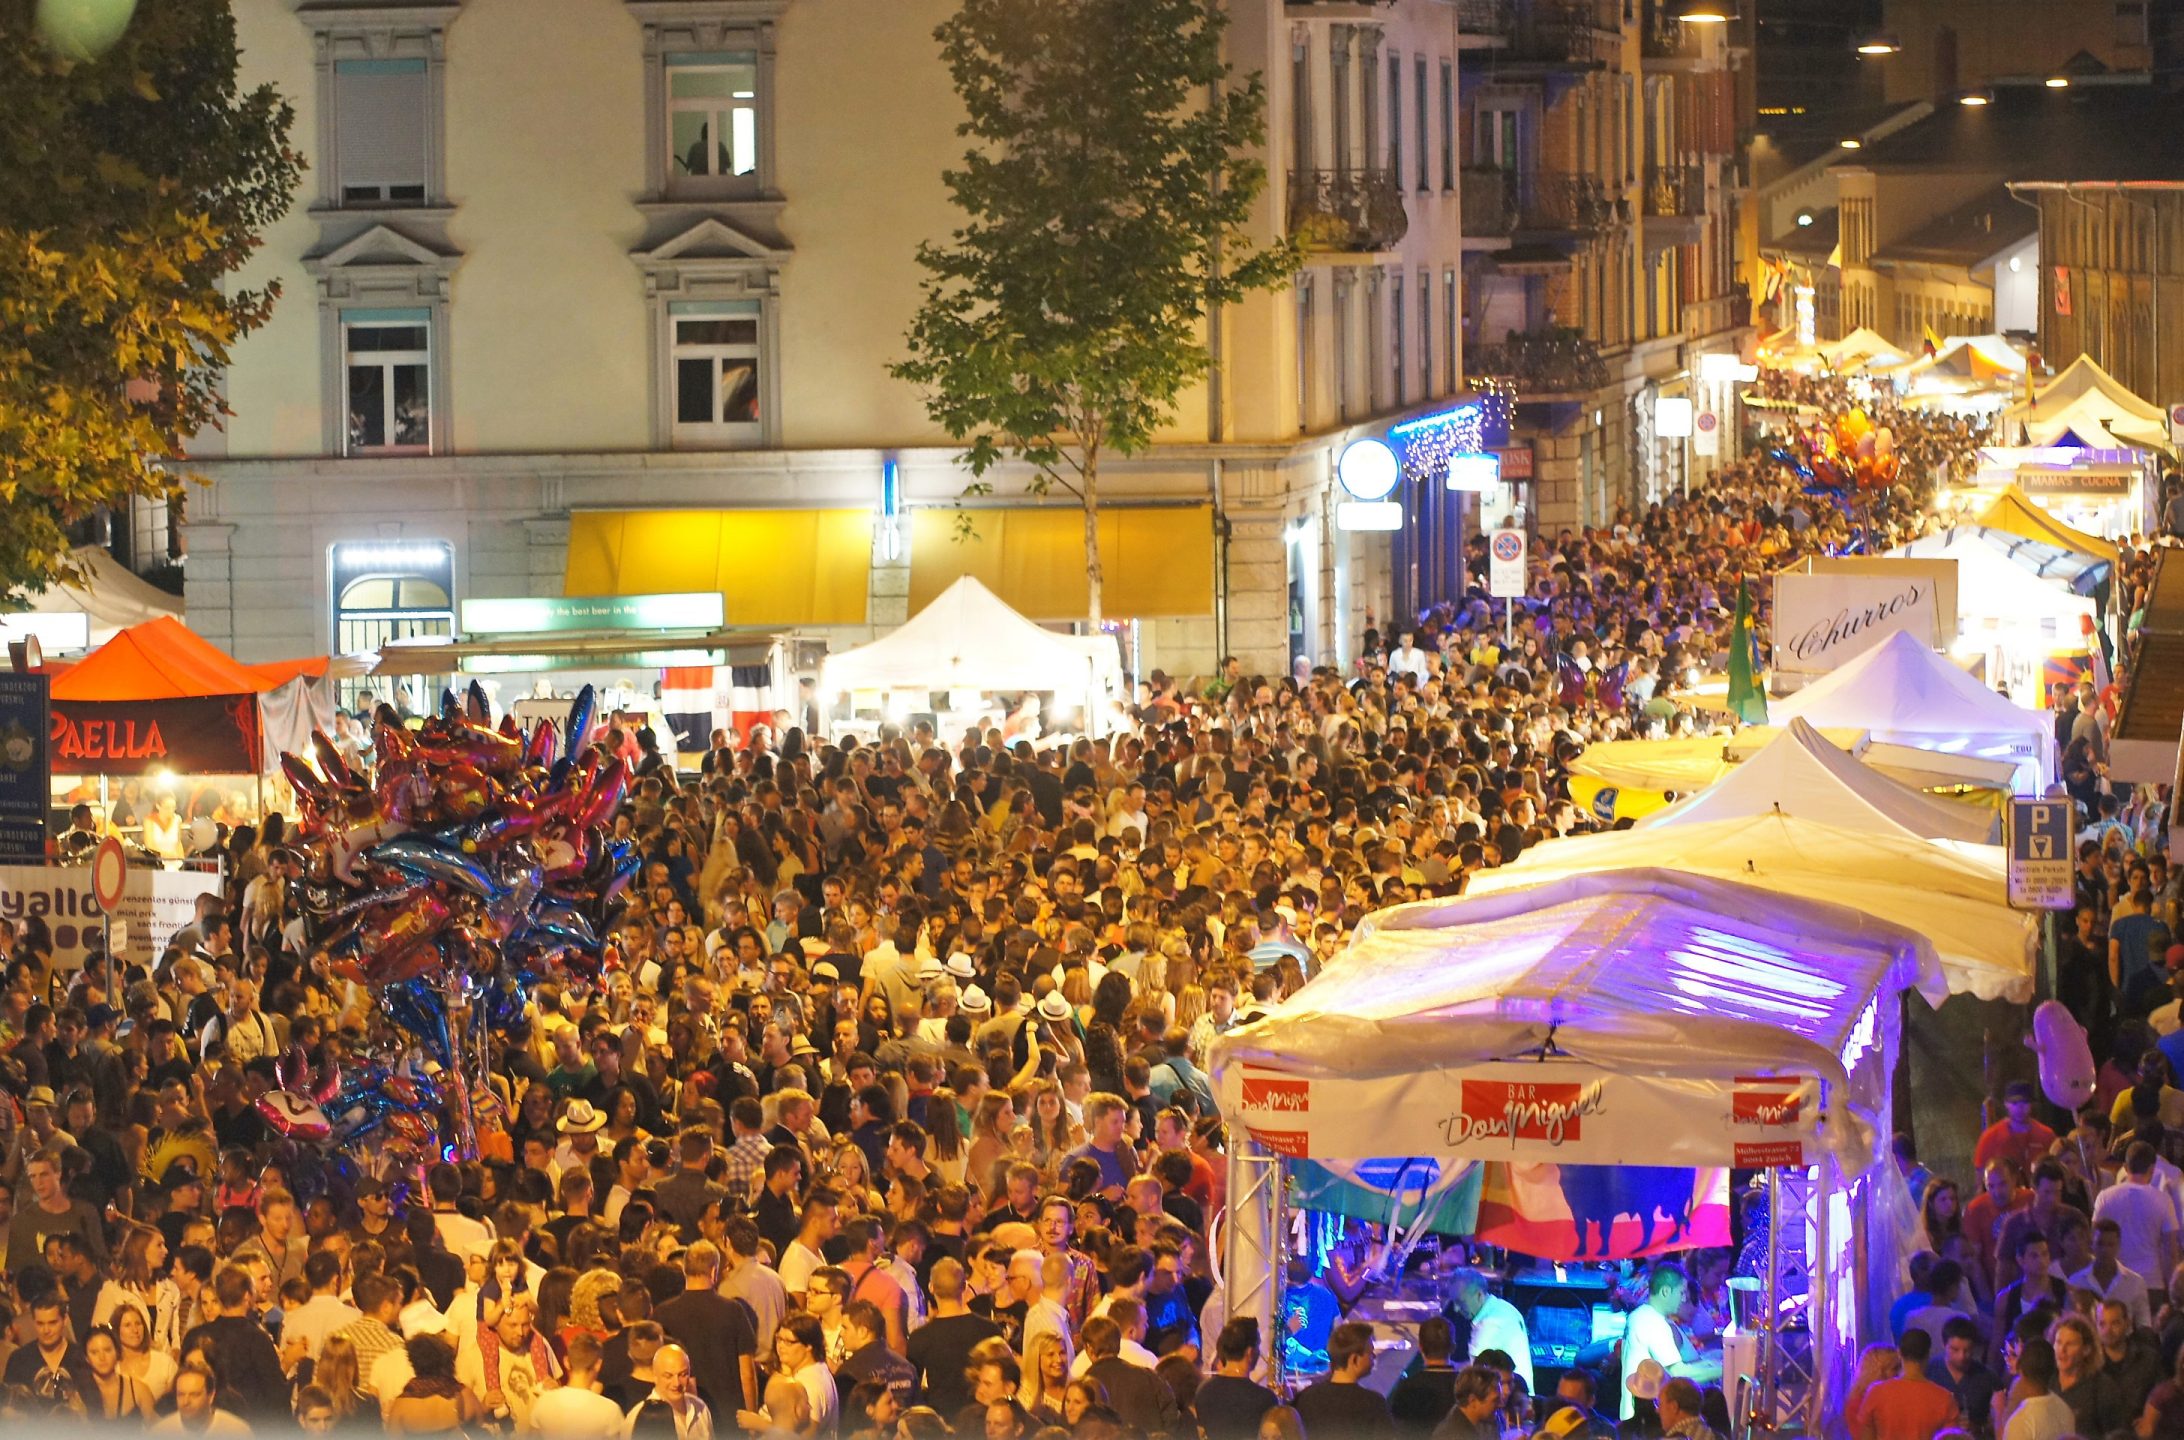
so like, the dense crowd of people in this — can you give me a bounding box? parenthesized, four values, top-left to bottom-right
(0, 377, 2174, 1440)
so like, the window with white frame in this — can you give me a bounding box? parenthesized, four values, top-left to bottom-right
(667, 52, 760, 184)
(670, 299, 763, 445)
(333, 58, 428, 205)
(342, 309, 431, 454)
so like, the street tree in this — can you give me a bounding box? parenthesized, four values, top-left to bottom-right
(892, 0, 1297, 627)
(0, 0, 299, 597)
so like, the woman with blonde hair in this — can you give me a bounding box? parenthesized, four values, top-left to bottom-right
(966, 1090, 1016, 1198)
(310, 1333, 364, 1421)
(1019, 1328, 1072, 1425)
(923, 1087, 969, 1187)
(826, 1138, 886, 1215)
(1842, 1342, 1903, 1433)
(1173, 983, 1207, 1038)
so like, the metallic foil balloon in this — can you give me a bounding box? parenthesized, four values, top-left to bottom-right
(565, 683, 596, 757)
(370, 835, 499, 898)
(380, 978, 454, 1068)
(255, 1090, 331, 1142)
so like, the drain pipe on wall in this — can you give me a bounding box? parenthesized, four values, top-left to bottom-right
(1211, 457, 1231, 664)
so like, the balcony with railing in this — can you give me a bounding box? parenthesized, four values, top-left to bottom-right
(1643, 165, 1706, 218)
(1288, 169, 1410, 253)
(1464, 168, 1621, 240)
(1460, 0, 1621, 69)
(1642, 163, 1707, 245)
(1465, 326, 1610, 399)
(1640, 8, 1695, 65)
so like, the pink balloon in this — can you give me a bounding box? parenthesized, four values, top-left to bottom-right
(256, 1090, 331, 1143)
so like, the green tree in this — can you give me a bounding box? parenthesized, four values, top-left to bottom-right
(892, 0, 1297, 627)
(0, 0, 299, 598)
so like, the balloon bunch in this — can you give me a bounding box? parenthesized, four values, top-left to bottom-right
(1553, 652, 1632, 714)
(1763, 409, 1898, 502)
(263, 683, 638, 1159)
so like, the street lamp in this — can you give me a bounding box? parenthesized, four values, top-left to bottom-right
(1854, 32, 1901, 55)
(1674, 0, 1734, 22)
(1958, 88, 1993, 106)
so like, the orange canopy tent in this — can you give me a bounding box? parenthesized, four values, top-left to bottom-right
(49, 618, 334, 775)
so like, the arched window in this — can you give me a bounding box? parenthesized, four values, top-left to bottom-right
(331, 541, 454, 709)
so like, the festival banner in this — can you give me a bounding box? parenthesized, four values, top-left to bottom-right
(1772, 570, 1944, 678)
(49, 695, 262, 776)
(0, 863, 223, 969)
(0, 674, 51, 862)
(1476, 1163, 1731, 1261)
(1229, 1062, 1821, 1170)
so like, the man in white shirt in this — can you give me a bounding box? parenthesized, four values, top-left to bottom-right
(1388, 633, 1430, 683)
(624, 1342, 713, 1440)
(532, 1334, 628, 1440)
(2092, 1142, 2179, 1286)
(281, 1252, 361, 1360)
(1452, 1268, 1534, 1391)
(1619, 1262, 1720, 1420)
(2070, 1217, 2156, 1329)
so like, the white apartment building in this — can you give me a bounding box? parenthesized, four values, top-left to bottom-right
(187, 0, 1478, 689)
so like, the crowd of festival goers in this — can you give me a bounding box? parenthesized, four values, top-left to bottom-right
(0, 385, 2174, 1440)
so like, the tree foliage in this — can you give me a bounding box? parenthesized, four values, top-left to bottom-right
(891, 0, 1297, 625)
(0, 0, 299, 598)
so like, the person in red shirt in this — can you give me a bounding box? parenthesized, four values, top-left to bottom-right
(1973, 1082, 2057, 1185)
(1854, 1329, 1961, 1440)
(1962, 1163, 2028, 1296)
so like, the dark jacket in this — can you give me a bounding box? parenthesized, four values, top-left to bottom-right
(1088, 1355, 1181, 1436)
(655, 1288, 757, 1417)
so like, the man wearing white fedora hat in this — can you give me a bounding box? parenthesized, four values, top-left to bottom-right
(553, 1098, 607, 1182)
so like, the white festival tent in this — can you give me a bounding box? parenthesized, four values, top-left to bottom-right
(1464, 812, 2034, 1002)
(1819, 327, 1909, 372)
(2002, 354, 2169, 450)
(1, 546, 182, 652)
(1210, 871, 1938, 1427)
(819, 576, 1120, 732)
(1768, 630, 2055, 789)
(1634, 717, 1998, 843)
(1570, 728, 2020, 798)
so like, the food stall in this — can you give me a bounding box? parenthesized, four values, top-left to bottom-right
(1212, 871, 1938, 1431)
(819, 576, 1124, 741)
(47, 617, 335, 851)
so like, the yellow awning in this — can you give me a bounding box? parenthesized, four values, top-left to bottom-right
(564, 509, 872, 626)
(1974, 485, 2118, 563)
(908, 505, 1215, 619)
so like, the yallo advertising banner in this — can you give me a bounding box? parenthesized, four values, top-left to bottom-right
(0, 674, 51, 862)
(1230, 1062, 1820, 1171)
(0, 864, 223, 970)
(1772, 570, 1943, 678)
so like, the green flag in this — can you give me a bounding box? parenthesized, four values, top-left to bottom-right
(1726, 579, 1769, 725)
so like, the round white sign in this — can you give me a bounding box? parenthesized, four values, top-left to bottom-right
(1336, 439, 1400, 502)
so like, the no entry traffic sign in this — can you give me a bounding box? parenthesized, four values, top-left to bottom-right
(91, 836, 126, 915)
(1489, 529, 1527, 600)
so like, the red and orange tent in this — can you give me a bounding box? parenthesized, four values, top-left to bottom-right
(48, 618, 334, 775)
